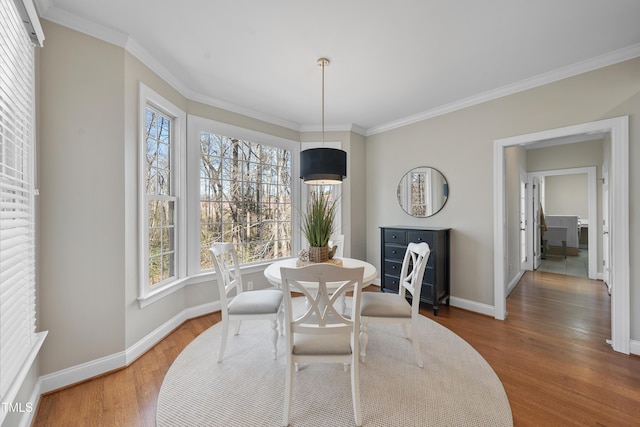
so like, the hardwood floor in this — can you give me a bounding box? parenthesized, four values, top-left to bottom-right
(32, 271, 640, 426)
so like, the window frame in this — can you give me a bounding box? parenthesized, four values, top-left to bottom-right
(186, 115, 301, 276)
(138, 83, 187, 303)
(138, 107, 304, 308)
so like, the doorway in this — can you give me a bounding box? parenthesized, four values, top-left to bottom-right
(493, 116, 630, 354)
(527, 166, 597, 280)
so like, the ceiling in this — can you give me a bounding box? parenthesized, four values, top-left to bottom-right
(35, 0, 640, 135)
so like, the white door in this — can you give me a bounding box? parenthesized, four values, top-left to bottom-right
(602, 161, 610, 290)
(519, 171, 528, 271)
(532, 177, 542, 270)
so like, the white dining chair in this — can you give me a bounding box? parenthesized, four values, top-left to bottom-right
(280, 264, 364, 427)
(210, 242, 283, 363)
(359, 242, 430, 368)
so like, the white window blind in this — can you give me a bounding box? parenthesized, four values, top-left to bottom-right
(0, 0, 43, 410)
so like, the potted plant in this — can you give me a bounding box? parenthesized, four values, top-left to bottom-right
(301, 191, 337, 263)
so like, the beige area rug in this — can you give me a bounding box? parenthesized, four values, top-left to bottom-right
(157, 298, 512, 426)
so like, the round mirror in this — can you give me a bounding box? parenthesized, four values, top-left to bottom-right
(397, 166, 449, 217)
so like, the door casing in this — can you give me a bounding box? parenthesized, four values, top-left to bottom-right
(493, 116, 629, 354)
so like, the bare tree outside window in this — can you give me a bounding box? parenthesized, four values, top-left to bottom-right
(199, 132, 292, 268)
(145, 107, 176, 286)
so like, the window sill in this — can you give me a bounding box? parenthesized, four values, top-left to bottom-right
(137, 259, 286, 308)
(0, 331, 47, 426)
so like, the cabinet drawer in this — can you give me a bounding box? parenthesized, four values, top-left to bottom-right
(385, 259, 403, 276)
(407, 231, 434, 246)
(384, 229, 406, 245)
(384, 244, 406, 260)
(383, 274, 401, 292)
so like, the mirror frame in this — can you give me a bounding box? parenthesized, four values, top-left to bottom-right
(397, 166, 449, 217)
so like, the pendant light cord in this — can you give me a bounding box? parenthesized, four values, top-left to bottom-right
(321, 59, 326, 146)
(317, 57, 329, 146)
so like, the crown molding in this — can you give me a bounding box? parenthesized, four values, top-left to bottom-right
(36, 0, 129, 47)
(300, 123, 367, 136)
(366, 43, 640, 136)
(36, 1, 303, 133)
(34, 2, 640, 139)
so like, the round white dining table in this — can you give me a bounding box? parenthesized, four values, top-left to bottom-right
(264, 257, 378, 288)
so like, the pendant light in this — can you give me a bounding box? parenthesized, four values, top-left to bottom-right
(300, 58, 347, 185)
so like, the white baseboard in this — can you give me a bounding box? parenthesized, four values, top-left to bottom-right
(40, 300, 221, 394)
(35, 288, 640, 399)
(449, 296, 495, 317)
(373, 277, 493, 316)
(507, 271, 524, 296)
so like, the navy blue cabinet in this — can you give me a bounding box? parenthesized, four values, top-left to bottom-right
(380, 226, 450, 315)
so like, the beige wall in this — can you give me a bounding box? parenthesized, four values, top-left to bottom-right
(365, 57, 640, 340)
(37, 21, 369, 375)
(38, 22, 126, 373)
(37, 19, 640, 379)
(544, 174, 589, 218)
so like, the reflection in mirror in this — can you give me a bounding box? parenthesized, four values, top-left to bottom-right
(397, 167, 448, 217)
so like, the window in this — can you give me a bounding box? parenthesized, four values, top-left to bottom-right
(145, 107, 176, 285)
(139, 84, 186, 298)
(139, 111, 298, 303)
(198, 131, 293, 269)
(0, 0, 45, 419)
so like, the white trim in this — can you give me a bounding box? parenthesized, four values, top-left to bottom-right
(23, 285, 639, 423)
(17, 376, 43, 427)
(138, 83, 187, 300)
(528, 166, 598, 280)
(39, 300, 222, 394)
(0, 332, 47, 426)
(507, 271, 524, 296)
(449, 297, 495, 318)
(34, 2, 640, 137)
(14, 0, 45, 46)
(138, 261, 271, 308)
(186, 115, 301, 274)
(367, 44, 640, 136)
(494, 116, 630, 354)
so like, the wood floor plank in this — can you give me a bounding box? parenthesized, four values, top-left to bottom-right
(32, 272, 640, 426)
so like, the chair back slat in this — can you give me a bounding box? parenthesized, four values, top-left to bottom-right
(280, 263, 364, 426)
(210, 242, 243, 300)
(280, 264, 364, 338)
(398, 242, 431, 302)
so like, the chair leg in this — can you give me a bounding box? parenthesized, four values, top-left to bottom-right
(270, 318, 278, 360)
(401, 323, 410, 339)
(234, 320, 242, 335)
(278, 306, 285, 336)
(411, 318, 424, 368)
(351, 355, 362, 426)
(282, 358, 294, 427)
(218, 317, 229, 363)
(359, 321, 368, 363)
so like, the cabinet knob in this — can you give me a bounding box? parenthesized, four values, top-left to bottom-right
(392, 235, 397, 239)
(392, 265, 396, 270)
(392, 250, 397, 254)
